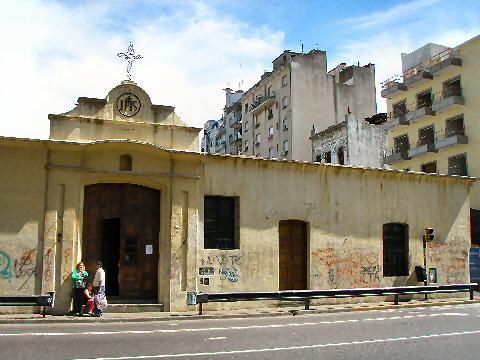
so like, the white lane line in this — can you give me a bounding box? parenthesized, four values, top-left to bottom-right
(72, 330, 480, 359)
(0, 313, 469, 337)
(206, 337, 226, 340)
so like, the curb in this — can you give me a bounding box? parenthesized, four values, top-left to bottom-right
(0, 299, 478, 325)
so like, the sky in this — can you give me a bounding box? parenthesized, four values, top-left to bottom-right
(0, 0, 479, 139)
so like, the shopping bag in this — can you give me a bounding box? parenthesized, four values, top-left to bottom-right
(95, 293, 108, 310)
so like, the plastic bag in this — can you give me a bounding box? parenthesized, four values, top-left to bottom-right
(95, 293, 108, 310)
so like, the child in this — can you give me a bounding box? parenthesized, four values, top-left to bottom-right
(83, 281, 95, 315)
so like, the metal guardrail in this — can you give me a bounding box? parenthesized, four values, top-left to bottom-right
(190, 284, 478, 315)
(0, 292, 55, 318)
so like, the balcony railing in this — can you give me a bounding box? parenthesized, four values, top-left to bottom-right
(432, 87, 464, 113)
(403, 64, 433, 87)
(250, 91, 276, 114)
(380, 75, 407, 98)
(384, 149, 410, 164)
(435, 128, 468, 150)
(228, 115, 242, 128)
(427, 48, 462, 74)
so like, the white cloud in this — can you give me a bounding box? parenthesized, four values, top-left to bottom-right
(343, 0, 439, 29)
(0, 1, 284, 139)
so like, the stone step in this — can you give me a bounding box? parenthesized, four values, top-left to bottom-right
(106, 303, 164, 313)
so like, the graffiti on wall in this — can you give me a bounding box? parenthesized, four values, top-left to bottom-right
(43, 248, 54, 283)
(62, 248, 72, 281)
(198, 255, 242, 285)
(14, 248, 36, 278)
(219, 267, 239, 283)
(0, 250, 12, 279)
(311, 247, 381, 288)
(427, 242, 468, 284)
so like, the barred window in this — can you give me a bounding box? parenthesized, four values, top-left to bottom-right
(383, 223, 409, 277)
(204, 196, 239, 249)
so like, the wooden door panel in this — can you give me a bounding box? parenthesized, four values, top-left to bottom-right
(279, 220, 307, 291)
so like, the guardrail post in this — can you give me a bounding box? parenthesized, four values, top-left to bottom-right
(394, 294, 399, 305)
(304, 299, 310, 310)
(198, 302, 203, 315)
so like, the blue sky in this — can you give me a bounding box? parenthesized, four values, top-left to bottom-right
(1, 0, 479, 138)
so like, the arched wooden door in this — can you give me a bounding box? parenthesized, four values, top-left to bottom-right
(279, 220, 307, 290)
(82, 183, 160, 301)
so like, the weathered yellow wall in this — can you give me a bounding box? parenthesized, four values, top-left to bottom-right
(0, 138, 474, 314)
(0, 140, 47, 312)
(197, 156, 472, 310)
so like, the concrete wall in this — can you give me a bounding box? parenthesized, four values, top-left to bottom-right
(347, 115, 386, 168)
(401, 43, 448, 73)
(0, 138, 474, 313)
(198, 155, 472, 310)
(0, 140, 47, 312)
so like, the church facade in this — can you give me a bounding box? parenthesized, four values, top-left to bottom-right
(0, 81, 475, 313)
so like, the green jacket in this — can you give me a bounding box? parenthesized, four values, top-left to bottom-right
(71, 269, 88, 289)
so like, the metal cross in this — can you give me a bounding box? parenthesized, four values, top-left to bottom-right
(117, 42, 143, 81)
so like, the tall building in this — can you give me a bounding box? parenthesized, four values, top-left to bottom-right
(201, 89, 243, 155)
(381, 34, 480, 247)
(241, 50, 377, 161)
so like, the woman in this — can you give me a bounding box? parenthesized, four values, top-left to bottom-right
(71, 262, 88, 316)
(83, 281, 95, 315)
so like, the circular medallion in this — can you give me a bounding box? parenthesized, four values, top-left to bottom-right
(116, 93, 141, 117)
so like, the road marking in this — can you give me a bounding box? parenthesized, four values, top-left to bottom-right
(206, 336, 226, 340)
(72, 330, 480, 359)
(0, 313, 469, 337)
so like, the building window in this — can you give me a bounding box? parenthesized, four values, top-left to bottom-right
(416, 90, 432, 109)
(244, 121, 249, 132)
(442, 76, 462, 98)
(255, 134, 260, 147)
(337, 146, 345, 165)
(268, 126, 274, 139)
(421, 161, 437, 174)
(268, 147, 273, 158)
(254, 115, 260, 128)
(315, 154, 322, 162)
(392, 100, 407, 119)
(119, 154, 132, 171)
(472, 209, 480, 247)
(267, 85, 272, 96)
(325, 151, 332, 163)
(283, 118, 288, 130)
(448, 154, 467, 176)
(445, 115, 464, 137)
(282, 96, 288, 109)
(394, 134, 410, 154)
(244, 141, 249, 151)
(383, 223, 409, 277)
(417, 125, 435, 147)
(283, 140, 289, 155)
(204, 196, 239, 250)
(267, 107, 273, 120)
(282, 75, 288, 87)
(244, 103, 249, 113)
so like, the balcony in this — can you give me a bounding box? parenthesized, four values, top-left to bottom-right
(229, 114, 242, 129)
(408, 142, 436, 158)
(405, 105, 435, 124)
(432, 88, 465, 113)
(403, 65, 433, 87)
(435, 129, 468, 150)
(384, 150, 410, 165)
(380, 75, 407, 99)
(217, 125, 226, 136)
(229, 132, 242, 145)
(383, 114, 409, 131)
(250, 91, 276, 115)
(427, 49, 462, 75)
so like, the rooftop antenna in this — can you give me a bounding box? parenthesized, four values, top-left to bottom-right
(316, 43, 318, 50)
(300, 40, 304, 54)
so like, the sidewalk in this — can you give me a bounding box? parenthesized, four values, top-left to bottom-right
(1, 296, 478, 325)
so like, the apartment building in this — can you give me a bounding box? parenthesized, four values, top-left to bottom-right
(310, 113, 387, 168)
(381, 34, 480, 247)
(201, 89, 243, 155)
(241, 50, 376, 161)
(201, 118, 226, 154)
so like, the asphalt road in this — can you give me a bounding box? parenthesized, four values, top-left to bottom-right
(1, 303, 479, 360)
